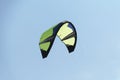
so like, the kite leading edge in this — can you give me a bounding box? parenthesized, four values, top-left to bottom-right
(39, 21, 77, 58)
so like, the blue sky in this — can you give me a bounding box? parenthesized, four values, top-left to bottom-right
(0, 0, 120, 80)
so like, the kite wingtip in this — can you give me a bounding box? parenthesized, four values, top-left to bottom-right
(41, 49, 49, 59)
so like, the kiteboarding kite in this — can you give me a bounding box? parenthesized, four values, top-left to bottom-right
(39, 21, 77, 58)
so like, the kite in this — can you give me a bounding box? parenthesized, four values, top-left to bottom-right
(39, 21, 77, 58)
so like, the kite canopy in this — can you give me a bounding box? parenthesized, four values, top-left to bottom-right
(39, 21, 77, 58)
